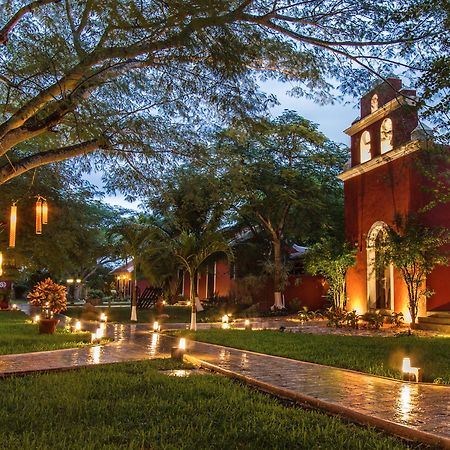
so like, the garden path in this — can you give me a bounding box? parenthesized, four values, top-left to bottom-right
(1, 321, 449, 448)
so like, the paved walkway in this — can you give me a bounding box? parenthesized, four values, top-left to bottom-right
(1, 323, 449, 448)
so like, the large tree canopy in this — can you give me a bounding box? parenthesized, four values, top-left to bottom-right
(0, 0, 447, 190)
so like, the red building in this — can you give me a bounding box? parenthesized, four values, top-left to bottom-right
(338, 78, 449, 322)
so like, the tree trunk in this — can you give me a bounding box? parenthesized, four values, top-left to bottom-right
(130, 267, 137, 322)
(272, 237, 284, 309)
(190, 270, 197, 331)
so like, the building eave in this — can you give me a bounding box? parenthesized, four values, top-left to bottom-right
(337, 140, 422, 182)
(344, 96, 417, 136)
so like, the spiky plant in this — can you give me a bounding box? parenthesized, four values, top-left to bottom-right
(27, 278, 67, 315)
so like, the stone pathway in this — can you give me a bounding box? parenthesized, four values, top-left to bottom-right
(0, 323, 449, 448)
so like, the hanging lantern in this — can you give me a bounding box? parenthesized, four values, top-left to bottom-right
(42, 199, 48, 225)
(9, 203, 17, 248)
(35, 198, 42, 235)
(0, 252, 3, 277)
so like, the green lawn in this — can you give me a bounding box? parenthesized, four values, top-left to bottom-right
(65, 305, 220, 323)
(0, 311, 91, 355)
(0, 359, 412, 450)
(183, 329, 450, 384)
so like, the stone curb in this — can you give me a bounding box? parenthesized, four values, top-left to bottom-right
(184, 354, 450, 450)
(183, 338, 450, 389)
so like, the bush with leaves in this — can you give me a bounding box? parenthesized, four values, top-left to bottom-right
(27, 278, 67, 316)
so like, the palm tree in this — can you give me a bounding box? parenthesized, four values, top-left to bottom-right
(164, 230, 233, 330)
(109, 216, 152, 321)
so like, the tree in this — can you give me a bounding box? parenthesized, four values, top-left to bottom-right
(217, 111, 346, 309)
(157, 230, 233, 330)
(0, 1, 446, 188)
(0, 163, 121, 285)
(375, 215, 449, 328)
(109, 216, 152, 321)
(305, 238, 356, 311)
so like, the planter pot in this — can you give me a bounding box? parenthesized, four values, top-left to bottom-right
(39, 318, 59, 334)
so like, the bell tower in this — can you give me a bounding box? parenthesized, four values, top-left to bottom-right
(338, 78, 449, 317)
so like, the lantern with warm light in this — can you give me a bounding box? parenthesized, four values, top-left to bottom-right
(0, 251, 2, 277)
(35, 198, 42, 234)
(42, 200, 48, 224)
(244, 319, 252, 330)
(171, 337, 186, 359)
(9, 203, 17, 248)
(74, 320, 82, 331)
(402, 357, 422, 382)
(100, 313, 107, 322)
(153, 321, 160, 332)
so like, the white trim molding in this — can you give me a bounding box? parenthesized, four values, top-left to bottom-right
(338, 140, 421, 182)
(344, 96, 417, 136)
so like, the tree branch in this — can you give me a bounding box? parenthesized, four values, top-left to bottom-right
(0, 139, 104, 184)
(0, 0, 61, 46)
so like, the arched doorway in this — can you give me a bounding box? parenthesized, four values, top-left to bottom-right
(366, 222, 394, 310)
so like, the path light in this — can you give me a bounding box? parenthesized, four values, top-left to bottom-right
(0, 251, 2, 276)
(402, 357, 422, 382)
(95, 327, 103, 340)
(222, 314, 229, 324)
(244, 319, 252, 331)
(34, 314, 40, 323)
(100, 313, 107, 322)
(74, 320, 82, 331)
(152, 321, 160, 332)
(11, 303, 17, 310)
(91, 332, 97, 343)
(171, 337, 186, 360)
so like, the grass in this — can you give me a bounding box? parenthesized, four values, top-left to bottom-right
(64, 305, 219, 323)
(181, 329, 450, 384)
(0, 359, 412, 450)
(0, 310, 91, 355)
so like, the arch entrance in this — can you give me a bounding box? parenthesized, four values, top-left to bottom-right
(366, 222, 394, 310)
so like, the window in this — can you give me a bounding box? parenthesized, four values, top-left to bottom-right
(380, 118, 393, 153)
(370, 94, 378, 113)
(360, 131, 371, 163)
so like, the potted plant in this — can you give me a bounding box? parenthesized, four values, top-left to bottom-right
(27, 278, 67, 334)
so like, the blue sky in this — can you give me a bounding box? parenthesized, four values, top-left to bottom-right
(90, 79, 358, 210)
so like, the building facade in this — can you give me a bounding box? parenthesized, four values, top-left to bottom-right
(338, 78, 449, 319)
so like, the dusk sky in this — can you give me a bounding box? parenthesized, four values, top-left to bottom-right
(92, 79, 358, 210)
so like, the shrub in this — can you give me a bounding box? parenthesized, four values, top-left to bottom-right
(27, 278, 67, 316)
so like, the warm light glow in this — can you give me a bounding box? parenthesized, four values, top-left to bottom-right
(76, 278, 81, 283)
(162, 300, 166, 305)
(402, 357, 411, 373)
(91, 332, 97, 343)
(100, 313, 107, 322)
(12, 304, 17, 310)
(222, 314, 229, 324)
(153, 321, 160, 332)
(67, 278, 74, 284)
(403, 310, 412, 325)
(35, 198, 42, 234)
(244, 319, 250, 326)
(9, 204, 17, 248)
(221, 323, 230, 330)
(179, 338, 186, 350)
(187, 301, 191, 306)
(34, 314, 40, 323)
(42, 200, 48, 224)
(95, 327, 103, 340)
(75, 320, 81, 331)
(0, 251, 2, 277)
(402, 357, 421, 382)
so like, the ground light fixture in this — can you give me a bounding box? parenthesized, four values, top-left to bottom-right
(402, 357, 422, 382)
(33, 314, 40, 323)
(11, 303, 18, 310)
(74, 320, 82, 331)
(100, 313, 107, 322)
(244, 319, 252, 330)
(171, 337, 186, 360)
(152, 321, 160, 332)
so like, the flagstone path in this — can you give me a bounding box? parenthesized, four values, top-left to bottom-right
(1, 321, 449, 448)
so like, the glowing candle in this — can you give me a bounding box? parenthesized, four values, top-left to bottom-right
(35, 198, 42, 235)
(179, 338, 186, 350)
(75, 320, 81, 331)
